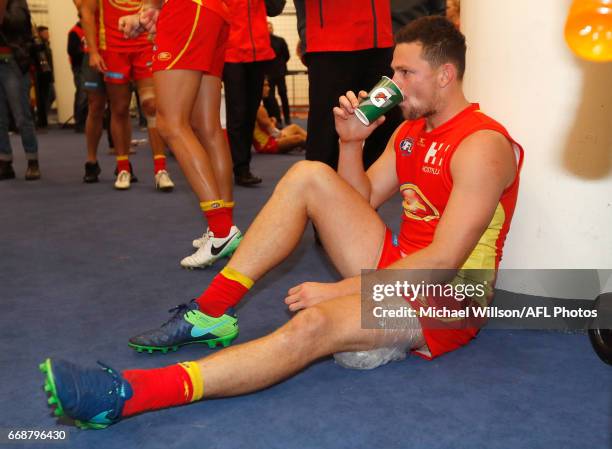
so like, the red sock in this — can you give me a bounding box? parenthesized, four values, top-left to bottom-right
(153, 155, 166, 174)
(121, 362, 203, 417)
(196, 267, 253, 317)
(225, 201, 235, 227)
(116, 156, 130, 173)
(201, 200, 233, 238)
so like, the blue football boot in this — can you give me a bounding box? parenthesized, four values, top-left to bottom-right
(40, 358, 131, 429)
(128, 299, 238, 353)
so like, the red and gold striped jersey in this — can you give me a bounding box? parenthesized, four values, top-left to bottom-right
(394, 103, 524, 271)
(98, 0, 150, 51)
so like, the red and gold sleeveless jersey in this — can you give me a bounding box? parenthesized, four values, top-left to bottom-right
(394, 103, 524, 271)
(98, 0, 149, 51)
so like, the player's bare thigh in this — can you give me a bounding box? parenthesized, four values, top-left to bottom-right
(294, 161, 387, 278)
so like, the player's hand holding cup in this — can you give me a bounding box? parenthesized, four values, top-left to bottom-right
(334, 76, 403, 143)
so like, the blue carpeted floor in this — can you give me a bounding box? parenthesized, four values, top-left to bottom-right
(0, 127, 610, 449)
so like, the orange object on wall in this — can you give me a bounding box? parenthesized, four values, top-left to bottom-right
(564, 0, 612, 62)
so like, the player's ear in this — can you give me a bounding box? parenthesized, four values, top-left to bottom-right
(438, 63, 456, 88)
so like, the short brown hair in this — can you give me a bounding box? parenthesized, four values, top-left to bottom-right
(395, 16, 466, 80)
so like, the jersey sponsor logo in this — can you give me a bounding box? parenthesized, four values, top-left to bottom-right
(422, 141, 450, 175)
(399, 137, 414, 156)
(108, 0, 142, 12)
(400, 183, 440, 222)
(370, 87, 394, 108)
(157, 52, 172, 61)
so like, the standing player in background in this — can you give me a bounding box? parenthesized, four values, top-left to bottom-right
(119, 0, 243, 268)
(80, 0, 174, 191)
(73, 0, 115, 183)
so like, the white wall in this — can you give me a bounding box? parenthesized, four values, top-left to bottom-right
(47, 0, 78, 124)
(462, 0, 612, 298)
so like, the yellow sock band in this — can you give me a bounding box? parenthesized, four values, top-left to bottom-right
(200, 200, 224, 212)
(116, 155, 129, 161)
(225, 201, 235, 208)
(153, 155, 166, 160)
(221, 266, 254, 289)
(178, 361, 204, 402)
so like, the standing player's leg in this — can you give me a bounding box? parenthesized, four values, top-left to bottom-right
(182, 74, 241, 268)
(83, 90, 106, 182)
(105, 81, 133, 189)
(154, 70, 217, 199)
(190, 74, 233, 213)
(135, 76, 174, 192)
(80, 53, 107, 182)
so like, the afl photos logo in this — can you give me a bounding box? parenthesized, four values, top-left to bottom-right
(369, 87, 393, 108)
(108, 0, 142, 12)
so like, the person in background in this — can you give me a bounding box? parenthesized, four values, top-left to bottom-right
(33, 25, 54, 129)
(0, 0, 39, 180)
(390, 0, 446, 34)
(254, 78, 305, 153)
(294, 0, 404, 171)
(67, 17, 87, 132)
(222, 0, 285, 187)
(81, 0, 175, 191)
(263, 21, 291, 127)
(119, 0, 244, 269)
(73, 0, 114, 183)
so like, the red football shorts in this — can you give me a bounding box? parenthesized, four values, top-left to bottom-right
(153, 0, 229, 76)
(376, 228, 481, 360)
(101, 47, 153, 84)
(253, 136, 280, 154)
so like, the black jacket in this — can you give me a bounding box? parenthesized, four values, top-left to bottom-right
(67, 22, 84, 70)
(390, 0, 446, 34)
(0, 0, 34, 72)
(267, 33, 290, 78)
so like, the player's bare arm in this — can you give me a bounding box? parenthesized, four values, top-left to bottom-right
(80, 0, 106, 72)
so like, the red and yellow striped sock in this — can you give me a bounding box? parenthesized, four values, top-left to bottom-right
(196, 266, 254, 317)
(116, 155, 130, 173)
(153, 155, 166, 174)
(121, 361, 203, 417)
(201, 200, 233, 238)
